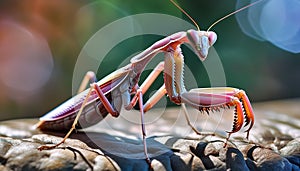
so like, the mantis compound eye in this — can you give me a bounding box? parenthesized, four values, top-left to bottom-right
(187, 29, 211, 61)
(208, 31, 217, 46)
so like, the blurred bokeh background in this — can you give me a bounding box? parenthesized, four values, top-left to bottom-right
(0, 0, 299, 121)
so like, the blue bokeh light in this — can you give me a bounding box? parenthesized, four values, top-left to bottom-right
(236, 0, 300, 53)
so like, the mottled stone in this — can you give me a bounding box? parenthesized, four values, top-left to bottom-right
(280, 139, 300, 156)
(220, 147, 249, 171)
(0, 135, 119, 171)
(250, 146, 292, 171)
(0, 99, 300, 170)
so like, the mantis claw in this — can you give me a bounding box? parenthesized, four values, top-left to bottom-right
(180, 87, 254, 147)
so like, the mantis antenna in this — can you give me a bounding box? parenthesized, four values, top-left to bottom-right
(170, 0, 200, 31)
(170, 0, 264, 32)
(207, 0, 264, 31)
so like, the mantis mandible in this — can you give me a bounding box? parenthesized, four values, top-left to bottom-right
(36, 0, 261, 166)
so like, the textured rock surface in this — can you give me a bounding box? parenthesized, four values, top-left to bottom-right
(0, 99, 299, 171)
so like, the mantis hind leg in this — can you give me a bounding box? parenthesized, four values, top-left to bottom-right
(37, 85, 95, 151)
(77, 71, 97, 94)
(37, 71, 119, 150)
(75, 71, 120, 117)
(34, 71, 98, 130)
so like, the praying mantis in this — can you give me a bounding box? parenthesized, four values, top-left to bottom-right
(36, 0, 261, 166)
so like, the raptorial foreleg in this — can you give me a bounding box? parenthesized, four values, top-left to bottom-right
(180, 87, 255, 146)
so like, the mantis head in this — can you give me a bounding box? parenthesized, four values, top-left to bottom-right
(187, 29, 217, 61)
(170, 0, 261, 61)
